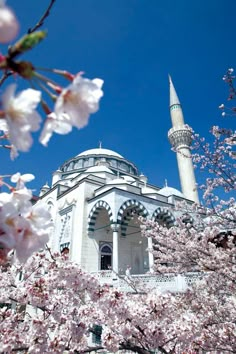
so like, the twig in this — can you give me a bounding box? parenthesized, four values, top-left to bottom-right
(0, 71, 13, 87)
(27, 0, 57, 34)
(45, 244, 57, 261)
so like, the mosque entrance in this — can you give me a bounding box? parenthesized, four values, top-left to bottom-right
(100, 243, 112, 270)
(131, 243, 142, 274)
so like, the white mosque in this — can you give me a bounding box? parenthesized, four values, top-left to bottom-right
(39, 77, 199, 281)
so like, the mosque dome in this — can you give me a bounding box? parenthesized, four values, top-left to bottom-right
(59, 147, 138, 177)
(158, 186, 184, 198)
(78, 148, 123, 158)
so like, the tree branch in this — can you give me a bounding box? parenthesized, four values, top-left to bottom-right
(27, 0, 57, 34)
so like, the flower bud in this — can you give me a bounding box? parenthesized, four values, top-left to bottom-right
(0, 3, 19, 43)
(9, 30, 47, 58)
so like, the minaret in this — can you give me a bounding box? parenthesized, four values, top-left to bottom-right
(168, 75, 199, 203)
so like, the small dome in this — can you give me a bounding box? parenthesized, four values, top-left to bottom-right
(158, 186, 184, 198)
(86, 165, 114, 174)
(77, 148, 123, 158)
(39, 183, 50, 197)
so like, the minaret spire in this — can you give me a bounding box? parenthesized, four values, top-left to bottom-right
(169, 74, 180, 106)
(168, 75, 199, 203)
(168, 75, 185, 128)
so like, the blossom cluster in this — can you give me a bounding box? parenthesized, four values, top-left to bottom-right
(0, 251, 216, 353)
(219, 68, 236, 116)
(192, 125, 236, 204)
(0, 173, 52, 263)
(0, 1, 104, 158)
(0, 1, 104, 261)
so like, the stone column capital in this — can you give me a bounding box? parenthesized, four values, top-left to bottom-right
(111, 223, 120, 232)
(112, 223, 119, 273)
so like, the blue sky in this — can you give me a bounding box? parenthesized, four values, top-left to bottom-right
(1, 0, 236, 195)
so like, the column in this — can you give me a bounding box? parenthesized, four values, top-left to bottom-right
(111, 223, 120, 273)
(148, 237, 154, 273)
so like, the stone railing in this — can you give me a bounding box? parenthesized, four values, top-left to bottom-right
(90, 271, 202, 293)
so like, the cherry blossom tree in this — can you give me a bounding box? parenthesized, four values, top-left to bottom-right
(0, 251, 182, 353)
(140, 73, 236, 353)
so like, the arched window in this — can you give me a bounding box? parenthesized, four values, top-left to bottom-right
(100, 244, 112, 270)
(47, 201, 54, 222)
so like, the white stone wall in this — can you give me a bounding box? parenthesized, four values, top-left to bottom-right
(83, 209, 113, 272)
(40, 167, 186, 277)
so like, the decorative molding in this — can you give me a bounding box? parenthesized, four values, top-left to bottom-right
(117, 199, 148, 237)
(58, 198, 77, 211)
(59, 206, 74, 249)
(59, 205, 74, 216)
(87, 200, 113, 234)
(152, 207, 175, 227)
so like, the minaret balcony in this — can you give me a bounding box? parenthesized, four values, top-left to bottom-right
(168, 126, 192, 149)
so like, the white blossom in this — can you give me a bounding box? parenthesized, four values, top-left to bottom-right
(11, 172, 35, 189)
(0, 171, 52, 263)
(0, 191, 52, 262)
(39, 76, 103, 146)
(2, 84, 42, 152)
(9, 144, 19, 160)
(39, 112, 72, 146)
(55, 75, 103, 129)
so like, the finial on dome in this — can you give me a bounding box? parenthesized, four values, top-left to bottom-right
(169, 74, 180, 107)
(99, 141, 102, 149)
(164, 179, 168, 187)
